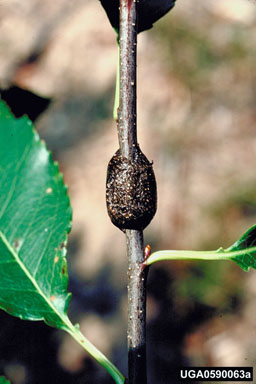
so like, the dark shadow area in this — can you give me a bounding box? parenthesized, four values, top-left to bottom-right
(69, 266, 120, 317)
(147, 267, 215, 384)
(0, 310, 72, 384)
(0, 86, 51, 122)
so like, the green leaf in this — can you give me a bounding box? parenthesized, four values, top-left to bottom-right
(145, 225, 256, 272)
(0, 101, 125, 384)
(0, 101, 72, 329)
(0, 377, 11, 384)
(226, 225, 256, 271)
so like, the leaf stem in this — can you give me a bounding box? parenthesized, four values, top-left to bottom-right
(64, 319, 125, 384)
(145, 246, 256, 266)
(113, 43, 120, 122)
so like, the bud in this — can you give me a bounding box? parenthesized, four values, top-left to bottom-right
(106, 145, 157, 231)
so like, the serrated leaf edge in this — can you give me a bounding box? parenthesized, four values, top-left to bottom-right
(0, 101, 73, 321)
(0, 230, 70, 327)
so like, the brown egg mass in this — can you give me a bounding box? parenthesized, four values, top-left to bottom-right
(106, 145, 157, 231)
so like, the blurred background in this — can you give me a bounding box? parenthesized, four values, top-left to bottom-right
(0, 0, 256, 383)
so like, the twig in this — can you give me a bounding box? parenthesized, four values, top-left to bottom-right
(118, 1, 148, 383)
(126, 230, 147, 384)
(119, 0, 137, 159)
